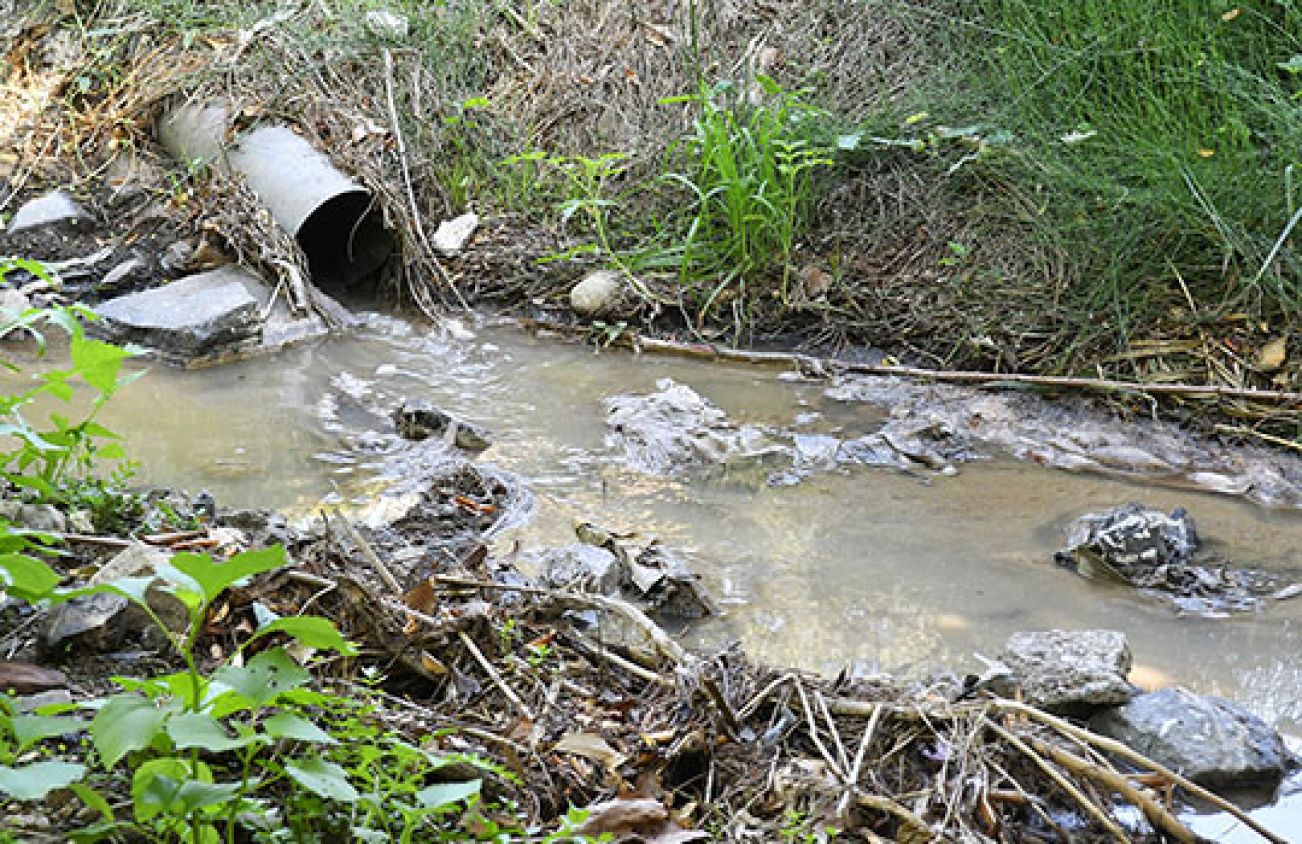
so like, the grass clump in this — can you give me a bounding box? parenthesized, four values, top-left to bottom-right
(920, 0, 1302, 362)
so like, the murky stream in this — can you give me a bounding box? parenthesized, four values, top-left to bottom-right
(85, 311, 1302, 834)
(97, 312, 1301, 722)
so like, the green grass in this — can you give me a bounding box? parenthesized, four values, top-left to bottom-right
(919, 0, 1302, 359)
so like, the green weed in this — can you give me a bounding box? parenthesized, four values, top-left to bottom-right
(652, 75, 834, 326)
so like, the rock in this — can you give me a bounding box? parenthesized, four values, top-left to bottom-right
(392, 400, 492, 451)
(535, 544, 623, 595)
(570, 269, 637, 320)
(365, 8, 409, 39)
(432, 212, 478, 256)
(1054, 503, 1289, 615)
(158, 240, 195, 274)
(1058, 502, 1199, 575)
(0, 287, 32, 320)
(93, 266, 264, 360)
(998, 630, 1134, 711)
(1090, 687, 1288, 789)
(98, 256, 150, 289)
(7, 190, 91, 234)
(41, 591, 130, 654)
(630, 543, 717, 619)
(18, 503, 66, 534)
(604, 378, 786, 475)
(90, 543, 189, 635)
(0, 660, 68, 695)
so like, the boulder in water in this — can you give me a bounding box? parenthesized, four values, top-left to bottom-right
(1090, 687, 1288, 790)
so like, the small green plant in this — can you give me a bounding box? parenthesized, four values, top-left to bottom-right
(653, 75, 835, 323)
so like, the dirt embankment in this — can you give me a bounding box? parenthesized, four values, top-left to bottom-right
(2, 1, 1296, 445)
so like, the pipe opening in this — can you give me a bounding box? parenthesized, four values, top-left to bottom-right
(297, 190, 393, 293)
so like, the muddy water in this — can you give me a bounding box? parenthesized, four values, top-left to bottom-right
(98, 314, 1302, 742)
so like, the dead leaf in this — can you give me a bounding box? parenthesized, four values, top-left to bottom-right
(801, 265, 831, 299)
(1256, 336, 1287, 371)
(573, 797, 666, 836)
(555, 731, 627, 772)
(419, 651, 448, 675)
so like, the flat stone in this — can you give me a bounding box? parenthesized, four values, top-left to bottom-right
(93, 266, 263, 360)
(1090, 687, 1288, 789)
(392, 400, 492, 451)
(7, 190, 91, 234)
(91, 543, 188, 634)
(999, 629, 1134, 711)
(0, 287, 32, 320)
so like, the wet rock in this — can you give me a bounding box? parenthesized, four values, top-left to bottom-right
(570, 269, 636, 320)
(1054, 503, 1292, 615)
(92, 265, 329, 363)
(93, 266, 263, 360)
(998, 630, 1134, 712)
(1058, 503, 1198, 574)
(0, 660, 68, 695)
(42, 591, 130, 655)
(1090, 687, 1288, 789)
(630, 543, 717, 619)
(824, 375, 1302, 508)
(392, 400, 492, 451)
(535, 544, 623, 595)
(604, 378, 785, 475)
(573, 523, 718, 620)
(433, 212, 478, 255)
(7, 190, 91, 234)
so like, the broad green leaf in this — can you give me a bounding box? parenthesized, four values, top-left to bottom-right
(131, 757, 190, 822)
(0, 760, 86, 799)
(12, 713, 88, 753)
(0, 552, 61, 601)
(414, 779, 481, 810)
(211, 647, 308, 706)
(166, 712, 261, 752)
(170, 546, 287, 603)
(263, 712, 336, 744)
(70, 334, 129, 395)
(283, 757, 358, 802)
(92, 693, 168, 768)
(252, 615, 356, 655)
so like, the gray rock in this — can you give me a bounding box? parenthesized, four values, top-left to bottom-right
(98, 257, 149, 289)
(630, 543, 717, 619)
(1059, 502, 1199, 574)
(999, 630, 1134, 711)
(90, 544, 188, 635)
(432, 212, 478, 256)
(18, 504, 66, 534)
(392, 400, 492, 451)
(93, 266, 263, 360)
(158, 240, 195, 274)
(1090, 687, 1288, 789)
(42, 592, 130, 654)
(570, 269, 636, 320)
(604, 378, 786, 475)
(0, 287, 32, 321)
(7, 191, 91, 234)
(536, 544, 623, 595)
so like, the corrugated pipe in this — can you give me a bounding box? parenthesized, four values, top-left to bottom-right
(158, 103, 392, 293)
